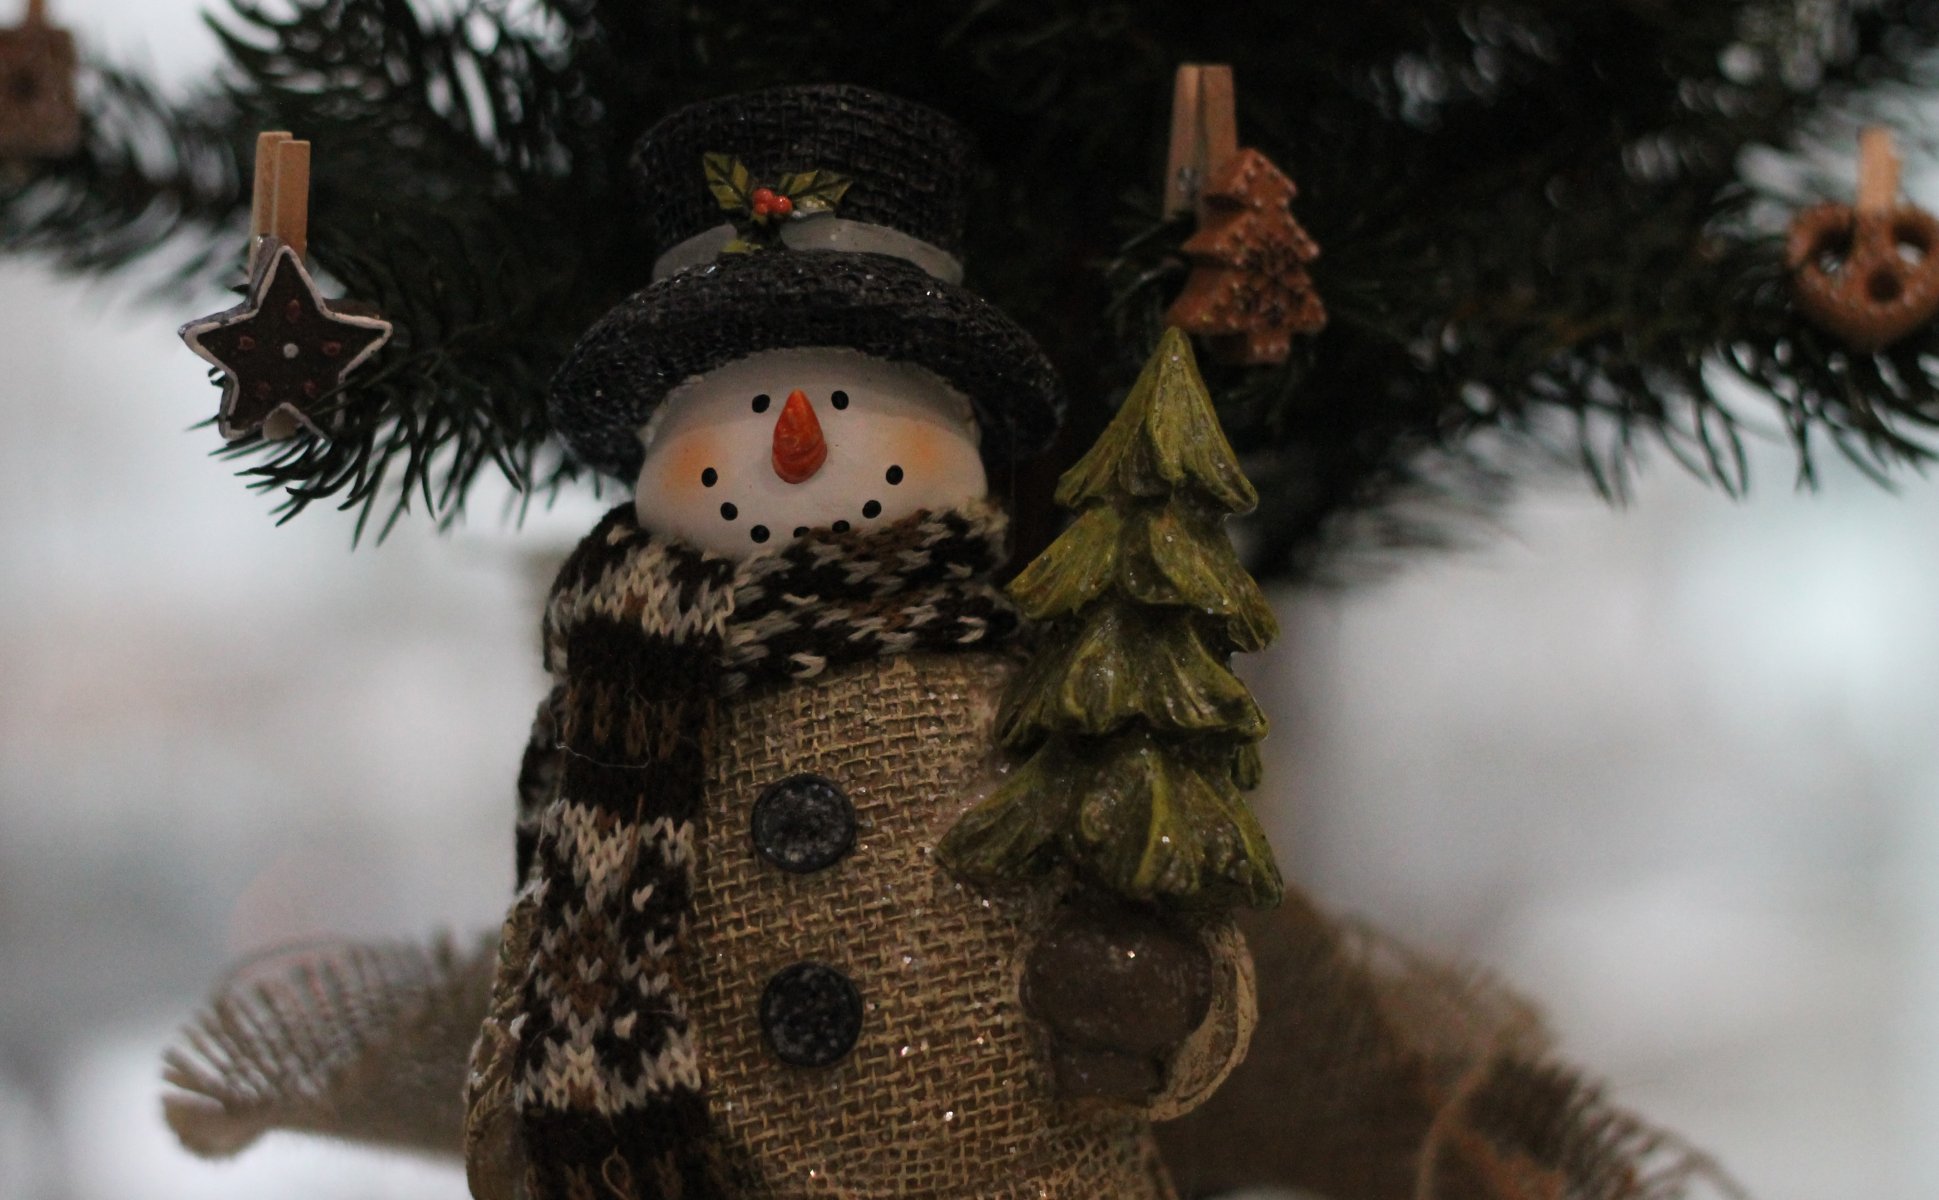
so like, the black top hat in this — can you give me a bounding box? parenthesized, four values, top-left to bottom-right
(548, 84, 1064, 481)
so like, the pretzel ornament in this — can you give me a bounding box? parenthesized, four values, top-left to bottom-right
(1788, 128, 1939, 352)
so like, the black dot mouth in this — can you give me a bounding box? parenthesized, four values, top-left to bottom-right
(720, 501, 738, 520)
(885, 465, 903, 485)
(750, 525, 771, 544)
(701, 467, 718, 487)
(862, 500, 882, 519)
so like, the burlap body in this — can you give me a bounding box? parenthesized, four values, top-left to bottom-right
(686, 650, 1173, 1200)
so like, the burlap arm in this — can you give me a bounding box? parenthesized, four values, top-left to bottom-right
(161, 936, 494, 1163)
(1155, 893, 1748, 1200)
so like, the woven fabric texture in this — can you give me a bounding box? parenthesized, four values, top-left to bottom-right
(499, 501, 1034, 1200)
(1156, 894, 1748, 1200)
(684, 649, 1175, 1200)
(161, 889, 1746, 1200)
(633, 84, 971, 260)
(161, 936, 493, 1161)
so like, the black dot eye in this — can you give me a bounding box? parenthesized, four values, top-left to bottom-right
(885, 465, 903, 485)
(720, 502, 738, 521)
(862, 500, 882, 519)
(832, 520, 851, 533)
(752, 394, 771, 413)
(830, 390, 849, 410)
(701, 467, 718, 487)
(750, 525, 770, 544)
(793, 526, 809, 538)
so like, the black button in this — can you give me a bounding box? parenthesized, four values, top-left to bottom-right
(751, 774, 856, 874)
(760, 962, 863, 1067)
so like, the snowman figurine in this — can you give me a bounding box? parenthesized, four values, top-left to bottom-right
(469, 85, 1254, 1200)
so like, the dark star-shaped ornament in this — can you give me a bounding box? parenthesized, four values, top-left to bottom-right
(180, 240, 392, 440)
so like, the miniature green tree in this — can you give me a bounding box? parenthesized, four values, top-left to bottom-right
(940, 327, 1283, 912)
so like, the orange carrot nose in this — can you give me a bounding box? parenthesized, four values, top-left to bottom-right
(771, 388, 827, 484)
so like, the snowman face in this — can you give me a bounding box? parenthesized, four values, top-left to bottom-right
(634, 347, 988, 558)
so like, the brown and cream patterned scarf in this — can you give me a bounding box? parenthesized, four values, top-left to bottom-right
(507, 500, 1017, 1199)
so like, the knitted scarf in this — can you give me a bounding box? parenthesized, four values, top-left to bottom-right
(509, 501, 1018, 1200)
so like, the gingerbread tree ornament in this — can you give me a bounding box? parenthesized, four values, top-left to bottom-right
(941, 326, 1284, 911)
(1166, 148, 1326, 365)
(0, 0, 79, 161)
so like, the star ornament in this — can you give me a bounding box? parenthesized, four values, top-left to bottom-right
(180, 241, 392, 440)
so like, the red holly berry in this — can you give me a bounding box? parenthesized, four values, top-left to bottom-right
(751, 186, 776, 206)
(772, 194, 795, 218)
(752, 197, 772, 217)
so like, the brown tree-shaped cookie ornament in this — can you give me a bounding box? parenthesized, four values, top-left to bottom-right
(1161, 64, 1325, 366)
(179, 133, 392, 440)
(1789, 127, 1939, 351)
(0, 0, 80, 160)
(940, 326, 1284, 912)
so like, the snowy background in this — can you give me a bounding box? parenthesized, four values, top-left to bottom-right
(3, 3, 1939, 1198)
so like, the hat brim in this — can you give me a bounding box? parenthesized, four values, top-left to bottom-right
(549, 250, 1064, 481)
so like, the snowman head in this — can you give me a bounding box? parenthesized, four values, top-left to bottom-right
(549, 87, 1065, 499)
(634, 347, 988, 558)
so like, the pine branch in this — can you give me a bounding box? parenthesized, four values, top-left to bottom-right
(5, 0, 1939, 577)
(1106, 2, 1939, 580)
(0, 63, 246, 275)
(4, 1, 641, 536)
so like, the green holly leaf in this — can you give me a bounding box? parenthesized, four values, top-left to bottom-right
(776, 169, 853, 216)
(720, 237, 761, 255)
(704, 153, 754, 214)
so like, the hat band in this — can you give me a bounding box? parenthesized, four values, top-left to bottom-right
(651, 217, 966, 285)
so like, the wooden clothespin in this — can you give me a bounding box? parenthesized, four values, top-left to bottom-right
(1164, 64, 1238, 220)
(248, 131, 311, 270)
(1856, 126, 1901, 219)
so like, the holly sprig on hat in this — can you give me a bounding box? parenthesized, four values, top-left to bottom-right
(703, 153, 853, 253)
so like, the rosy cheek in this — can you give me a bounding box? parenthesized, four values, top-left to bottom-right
(896, 428, 944, 478)
(659, 431, 720, 497)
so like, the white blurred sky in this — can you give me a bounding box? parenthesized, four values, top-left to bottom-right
(4, 3, 1939, 1199)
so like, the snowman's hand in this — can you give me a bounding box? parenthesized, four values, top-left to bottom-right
(1022, 904, 1215, 1105)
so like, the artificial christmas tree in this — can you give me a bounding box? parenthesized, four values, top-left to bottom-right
(10, 2, 1939, 565)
